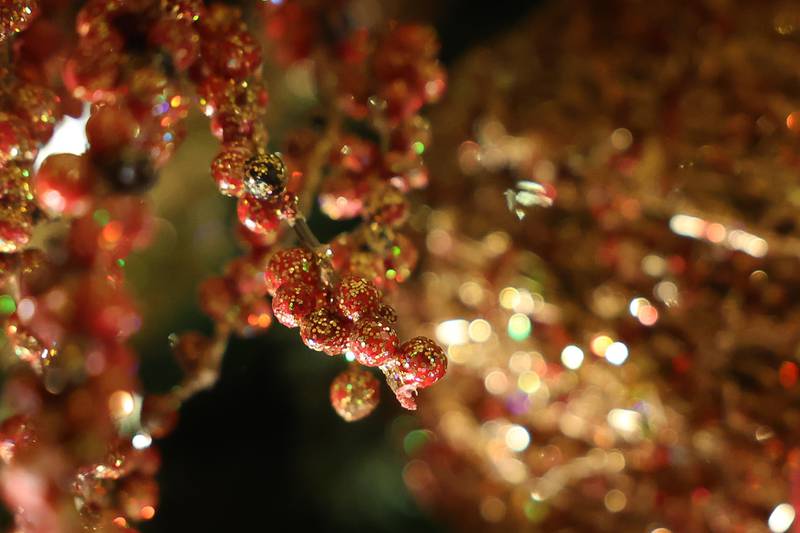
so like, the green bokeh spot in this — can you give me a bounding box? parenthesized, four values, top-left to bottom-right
(0, 295, 15, 315)
(507, 315, 532, 341)
(403, 429, 431, 456)
(93, 209, 111, 227)
(524, 500, 549, 523)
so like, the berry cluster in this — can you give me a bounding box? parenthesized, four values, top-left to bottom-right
(0, 0, 212, 529)
(0, 0, 447, 530)
(176, 1, 450, 416)
(264, 1, 443, 290)
(266, 247, 447, 412)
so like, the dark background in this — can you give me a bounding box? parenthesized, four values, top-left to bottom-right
(137, 1, 541, 531)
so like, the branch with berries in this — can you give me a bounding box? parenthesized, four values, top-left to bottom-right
(0, 0, 448, 530)
(241, 152, 447, 418)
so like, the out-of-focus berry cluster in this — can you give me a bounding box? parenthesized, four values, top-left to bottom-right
(0, 0, 447, 531)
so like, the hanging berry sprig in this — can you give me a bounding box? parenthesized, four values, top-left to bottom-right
(174, 1, 450, 418)
(209, 145, 449, 414)
(259, 1, 449, 413)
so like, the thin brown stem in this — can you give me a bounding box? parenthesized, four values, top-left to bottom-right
(290, 216, 322, 249)
(172, 324, 231, 402)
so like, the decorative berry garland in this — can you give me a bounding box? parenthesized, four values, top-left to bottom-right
(0, 0, 447, 530)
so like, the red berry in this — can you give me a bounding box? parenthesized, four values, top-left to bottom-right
(330, 367, 380, 422)
(150, 19, 200, 71)
(211, 145, 249, 197)
(5, 314, 47, 366)
(346, 251, 385, 287)
(237, 194, 281, 235)
(372, 303, 398, 324)
(198, 276, 236, 324)
(160, 0, 203, 21)
(318, 172, 368, 220)
(202, 30, 261, 80)
(119, 474, 158, 521)
(264, 247, 319, 294)
(0, 216, 33, 254)
(364, 184, 408, 226)
(276, 191, 299, 222)
(34, 153, 95, 217)
(0, 0, 39, 43)
(86, 104, 139, 158)
(172, 331, 213, 376)
(327, 233, 353, 271)
(299, 307, 351, 355)
(0, 112, 37, 164)
(199, 4, 246, 36)
(235, 222, 279, 251)
(348, 319, 398, 367)
(63, 46, 121, 103)
(68, 196, 153, 264)
(210, 105, 254, 144)
(0, 415, 35, 463)
(9, 84, 60, 143)
(78, 275, 141, 340)
(263, 1, 317, 65)
(225, 256, 269, 297)
(196, 76, 233, 116)
(396, 336, 447, 389)
(234, 298, 272, 337)
(384, 234, 419, 284)
(140, 394, 179, 438)
(9, 83, 60, 143)
(334, 275, 381, 321)
(272, 283, 317, 328)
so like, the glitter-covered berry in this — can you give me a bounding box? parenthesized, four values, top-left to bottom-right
(0, 112, 37, 164)
(161, 0, 204, 21)
(0, 0, 39, 44)
(237, 194, 281, 235)
(33, 153, 95, 217)
(265, 247, 319, 294)
(299, 307, 351, 355)
(243, 152, 286, 199)
(234, 298, 272, 336)
(330, 366, 380, 422)
(211, 146, 249, 197)
(225, 256, 270, 297)
(272, 283, 317, 328)
(396, 336, 447, 389)
(348, 318, 398, 367)
(365, 184, 409, 227)
(334, 274, 381, 321)
(372, 303, 398, 324)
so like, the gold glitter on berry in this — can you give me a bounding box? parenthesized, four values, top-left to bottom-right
(398, 336, 447, 388)
(300, 308, 351, 355)
(330, 367, 380, 422)
(334, 275, 381, 321)
(243, 152, 286, 199)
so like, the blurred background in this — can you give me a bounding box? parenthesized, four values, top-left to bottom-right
(14, 0, 799, 531)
